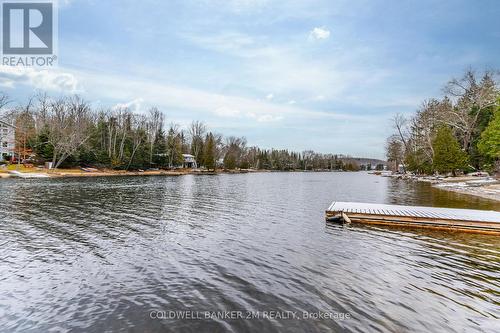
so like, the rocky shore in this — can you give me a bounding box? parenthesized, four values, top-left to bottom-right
(385, 173, 500, 203)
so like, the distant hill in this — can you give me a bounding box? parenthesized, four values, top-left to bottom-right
(340, 156, 387, 166)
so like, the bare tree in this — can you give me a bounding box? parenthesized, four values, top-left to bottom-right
(386, 135, 404, 172)
(101, 107, 132, 166)
(212, 132, 224, 161)
(391, 113, 410, 151)
(443, 69, 499, 152)
(0, 92, 9, 112)
(12, 97, 36, 162)
(408, 98, 447, 162)
(126, 114, 147, 170)
(223, 136, 247, 169)
(302, 150, 315, 170)
(188, 120, 206, 166)
(38, 96, 94, 169)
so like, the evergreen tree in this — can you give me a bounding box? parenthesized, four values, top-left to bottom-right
(166, 127, 183, 168)
(31, 129, 54, 160)
(478, 110, 500, 171)
(203, 132, 216, 171)
(223, 153, 237, 170)
(152, 129, 167, 167)
(405, 149, 433, 175)
(432, 126, 469, 176)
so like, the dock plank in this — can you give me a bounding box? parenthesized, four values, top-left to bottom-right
(327, 201, 500, 226)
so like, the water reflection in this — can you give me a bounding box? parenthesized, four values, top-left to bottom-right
(386, 178, 499, 210)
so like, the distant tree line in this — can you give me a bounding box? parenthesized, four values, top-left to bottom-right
(0, 92, 363, 171)
(386, 69, 500, 175)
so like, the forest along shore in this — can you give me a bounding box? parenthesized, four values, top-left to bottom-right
(386, 173, 500, 203)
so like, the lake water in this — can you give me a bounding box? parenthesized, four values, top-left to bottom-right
(0, 172, 499, 332)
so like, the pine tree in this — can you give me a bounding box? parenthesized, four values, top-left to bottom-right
(152, 129, 167, 167)
(203, 132, 216, 171)
(432, 126, 469, 176)
(223, 153, 237, 170)
(478, 110, 500, 172)
(478, 111, 500, 159)
(175, 135, 184, 166)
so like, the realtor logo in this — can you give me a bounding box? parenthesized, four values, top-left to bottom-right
(1, 0, 57, 66)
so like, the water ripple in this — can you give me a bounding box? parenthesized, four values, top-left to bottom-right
(0, 172, 499, 332)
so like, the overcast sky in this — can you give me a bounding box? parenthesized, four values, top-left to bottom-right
(1, 0, 499, 159)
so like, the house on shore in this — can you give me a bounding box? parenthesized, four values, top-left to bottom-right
(182, 154, 197, 168)
(0, 119, 15, 162)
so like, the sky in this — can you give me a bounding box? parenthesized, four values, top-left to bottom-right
(0, 0, 499, 159)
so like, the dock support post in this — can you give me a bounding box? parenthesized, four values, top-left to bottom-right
(341, 212, 351, 224)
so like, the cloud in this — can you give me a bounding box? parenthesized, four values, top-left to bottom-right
(256, 114, 283, 122)
(266, 93, 274, 100)
(183, 31, 256, 55)
(112, 98, 144, 113)
(184, 31, 353, 99)
(214, 106, 241, 117)
(71, 67, 371, 124)
(211, 0, 270, 13)
(247, 112, 283, 122)
(214, 105, 282, 122)
(288, 100, 296, 105)
(0, 80, 15, 89)
(0, 61, 387, 147)
(0, 66, 79, 93)
(309, 27, 330, 40)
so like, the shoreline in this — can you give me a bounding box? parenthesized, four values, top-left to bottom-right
(0, 167, 362, 179)
(0, 168, 263, 179)
(387, 174, 500, 203)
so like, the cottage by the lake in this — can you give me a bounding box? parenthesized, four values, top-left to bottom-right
(0, 119, 15, 162)
(182, 154, 197, 168)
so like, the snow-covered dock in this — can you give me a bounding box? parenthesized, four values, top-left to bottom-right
(326, 202, 500, 234)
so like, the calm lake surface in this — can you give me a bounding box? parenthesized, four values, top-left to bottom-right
(0, 172, 499, 333)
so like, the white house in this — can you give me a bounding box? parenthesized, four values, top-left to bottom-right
(182, 154, 197, 168)
(0, 119, 15, 162)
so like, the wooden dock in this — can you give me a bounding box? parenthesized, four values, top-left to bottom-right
(326, 202, 500, 234)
